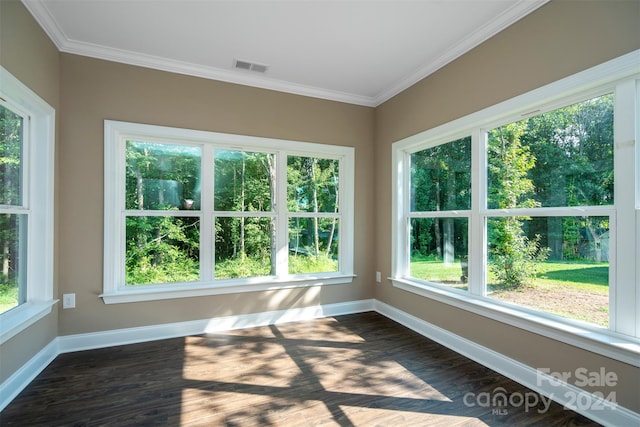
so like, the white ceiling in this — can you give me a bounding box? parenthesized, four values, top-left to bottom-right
(23, 0, 548, 107)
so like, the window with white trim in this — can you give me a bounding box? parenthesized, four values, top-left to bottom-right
(392, 51, 640, 351)
(103, 121, 354, 304)
(0, 66, 55, 344)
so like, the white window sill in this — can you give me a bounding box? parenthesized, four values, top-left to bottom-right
(0, 300, 58, 345)
(391, 278, 640, 367)
(101, 274, 355, 304)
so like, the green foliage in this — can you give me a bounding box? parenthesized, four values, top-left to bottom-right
(488, 123, 538, 210)
(289, 254, 338, 274)
(524, 94, 614, 208)
(0, 104, 22, 206)
(488, 123, 549, 287)
(409, 137, 471, 260)
(126, 252, 199, 285)
(514, 95, 613, 261)
(287, 156, 339, 213)
(126, 141, 201, 210)
(215, 255, 272, 279)
(125, 216, 200, 285)
(288, 156, 340, 261)
(561, 217, 582, 260)
(410, 136, 471, 212)
(213, 253, 337, 278)
(0, 282, 18, 314)
(484, 93, 614, 285)
(122, 144, 341, 284)
(489, 217, 550, 287)
(410, 253, 441, 262)
(215, 150, 274, 211)
(1, 105, 24, 302)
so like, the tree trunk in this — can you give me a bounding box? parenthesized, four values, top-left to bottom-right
(443, 172, 455, 263)
(136, 167, 144, 210)
(434, 181, 442, 258)
(2, 238, 9, 282)
(326, 173, 338, 258)
(443, 219, 454, 264)
(547, 173, 566, 260)
(585, 219, 602, 261)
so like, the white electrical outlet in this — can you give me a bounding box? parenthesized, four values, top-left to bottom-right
(62, 293, 76, 309)
(376, 271, 381, 283)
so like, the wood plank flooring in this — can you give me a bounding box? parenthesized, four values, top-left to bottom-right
(1, 312, 601, 426)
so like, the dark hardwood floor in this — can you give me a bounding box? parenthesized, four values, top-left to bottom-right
(1, 312, 600, 426)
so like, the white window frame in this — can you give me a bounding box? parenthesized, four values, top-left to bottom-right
(102, 120, 355, 304)
(391, 50, 640, 366)
(0, 66, 56, 345)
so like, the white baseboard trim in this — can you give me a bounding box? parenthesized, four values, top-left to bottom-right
(0, 338, 59, 412)
(374, 300, 640, 427)
(57, 299, 374, 354)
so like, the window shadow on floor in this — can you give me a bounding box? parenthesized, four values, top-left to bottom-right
(0, 312, 601, 426)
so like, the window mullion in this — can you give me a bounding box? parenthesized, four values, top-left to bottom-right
(401, 150, 412, 278)
(110, 134, 127, 291)
(201, 145, 214, 281)
(390, 147, 406, 278)
(612, 78, 638, 336)
(469, 128, 486, 296)
(276, 151, 289, 277)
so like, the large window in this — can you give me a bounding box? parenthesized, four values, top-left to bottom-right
(103, 121, 354, 303)
(484, 96, 614, 327)
(409, 136, 471, 290)
(0, 103, 27, 314)
(0, 67, 55, 344)
(392, 52, 639, 359)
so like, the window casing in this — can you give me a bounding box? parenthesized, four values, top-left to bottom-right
(103, 121, 354, 304)
(0, 67, 55, 344)
(392, 51, 640, 364)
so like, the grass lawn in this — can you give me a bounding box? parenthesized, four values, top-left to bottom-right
(0, 283, 18, 314)
(532, 261, 608, 294)
(410, 259, 609, 326)
(410, 259, 468, 289)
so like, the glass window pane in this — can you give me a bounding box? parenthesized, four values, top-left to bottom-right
(0, 214, 26, 314)
(487, 216, 609, 327)
(410, 137, 471, 212)
(125, 216, 200, 285)
(289, 217, 339, 274)
(0, 104, 24, 206)
(215, 216, 274, 279)
(126, 141, 201, 210)
(488, 94, 613, 209)
(409, 217, 468, 290)
(214, 150, 274, 212)
(287, 156, 339, 213)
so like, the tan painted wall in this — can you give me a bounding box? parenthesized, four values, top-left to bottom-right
(374, 0, 640, 412)
(0, 0, 60, 384)
(2, 0, 640, 416)
(57, 53, 375, 335)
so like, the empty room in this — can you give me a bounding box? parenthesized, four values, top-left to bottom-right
(1, 0, 639, 425)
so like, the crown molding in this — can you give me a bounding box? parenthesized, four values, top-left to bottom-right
(373, 0, 550, 106)
(22, 0, 548, 107)
(21, 0, 378, 106)
(64, 37, 379, 106)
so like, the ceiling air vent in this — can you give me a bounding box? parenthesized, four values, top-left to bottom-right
(233, 58, 268, 73)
